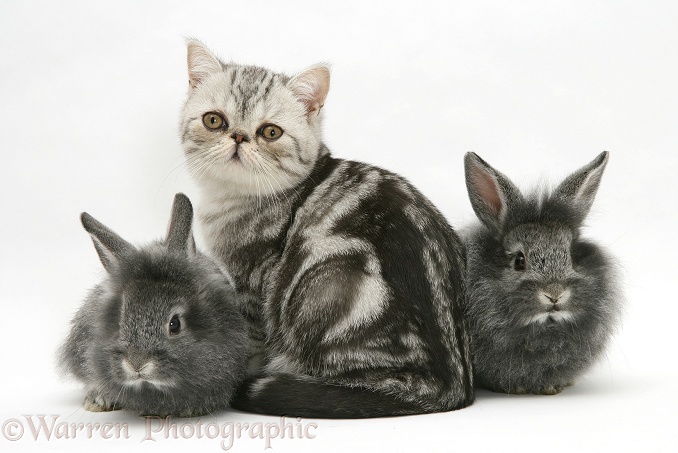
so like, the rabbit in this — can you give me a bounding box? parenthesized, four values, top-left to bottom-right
(462, 151, 622, 395)
(58, 193, 250, 417)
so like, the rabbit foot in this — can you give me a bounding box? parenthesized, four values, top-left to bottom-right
(486, 385, 528, 394)
(139, 412, 170, 419)
(538, 385, 564, 395)
(83, 393, 120, 412)
(139, 408, 209, 419)
(175, 409, 208, 418)
(501, 387, 530, 395)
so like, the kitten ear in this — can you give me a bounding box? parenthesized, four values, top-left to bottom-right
(553, 151, 609, 218)
(186, 39, 223, 89)
(166, 193, 196, 255)
(80, 212, 135, 273)
(288, 64, 330, 115)
(464, 152, 523, 236)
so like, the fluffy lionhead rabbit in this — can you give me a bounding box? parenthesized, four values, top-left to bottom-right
(59, 193, 249, 417)
(463, 151, 622, 395)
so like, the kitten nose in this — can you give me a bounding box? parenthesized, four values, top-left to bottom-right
(231, 132, 250, 144)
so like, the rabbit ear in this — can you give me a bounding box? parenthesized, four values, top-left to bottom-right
(464, 152, 523, 235)
(553, 151, 609, 217)
(166, 193, 196, 255)
(80, 212, 134, 273)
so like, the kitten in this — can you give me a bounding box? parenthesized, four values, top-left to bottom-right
(180, 40, 474, 418)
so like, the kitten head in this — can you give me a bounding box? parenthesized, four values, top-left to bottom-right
(181, 39, 330, 197)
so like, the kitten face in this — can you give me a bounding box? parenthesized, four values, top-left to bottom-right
(181, 41, 330, 197)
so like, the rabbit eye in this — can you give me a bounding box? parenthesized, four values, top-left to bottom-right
(513, 252, 527, 271)
(169, 314, 181, 335)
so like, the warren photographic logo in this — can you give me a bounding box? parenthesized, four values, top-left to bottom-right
(143, 416, 318, 450)
(1, 416, 130, 442)
(1, 415, 318, 450)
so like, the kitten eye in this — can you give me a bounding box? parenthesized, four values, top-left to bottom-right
(202, 112, 226, 130)
(513, 252, 527, 271)
(258, 124, 284, 141)
(169, 314, 181, 335)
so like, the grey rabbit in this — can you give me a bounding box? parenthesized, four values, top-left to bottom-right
(58, 193, 249, 417)
(463, 151, 622, 395)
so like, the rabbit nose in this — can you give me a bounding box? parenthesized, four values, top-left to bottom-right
(542, 284, 570, 305)
(231, 132, 250, 144)
(125, 350, 151, 372)
(544, 294, 560, 304)
(125, 359, 145, 373)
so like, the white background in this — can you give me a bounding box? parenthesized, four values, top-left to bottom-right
(1, 1, 676, 452)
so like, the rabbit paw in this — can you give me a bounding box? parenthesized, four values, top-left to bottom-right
(486, 384, 528, 394)
(512, 386, 528, 395)
(139, 408, 209, 419)
(538, 385, 564, 395)
(83, 393, 120, 412)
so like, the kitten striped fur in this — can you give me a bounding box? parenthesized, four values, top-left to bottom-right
(181, 40, 473, 417)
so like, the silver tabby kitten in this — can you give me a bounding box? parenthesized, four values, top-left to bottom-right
(180, 40, 473, 418)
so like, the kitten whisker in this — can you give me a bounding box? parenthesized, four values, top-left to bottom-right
(189, 149, 222, 182)
(251, 160, 263, 213)
(156, 156, 194, 199)
(247, 152, 288, 215)
(255, 156, 291, 214)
